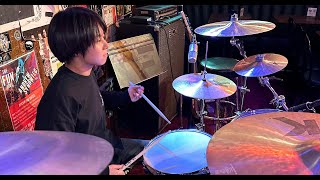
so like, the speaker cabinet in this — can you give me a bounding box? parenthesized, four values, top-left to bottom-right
(115, 15, 185, 135)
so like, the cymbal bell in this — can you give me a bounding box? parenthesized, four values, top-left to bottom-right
(207, 111, 320, 175)
(200, 57, 239, 71)
(194, 14, 276, 37)
(0, 131, 114, 175)
(172, 73, 237, 100)
(233, 53, 288, 77)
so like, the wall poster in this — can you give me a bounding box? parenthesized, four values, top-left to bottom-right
(0, 50, 43, 131)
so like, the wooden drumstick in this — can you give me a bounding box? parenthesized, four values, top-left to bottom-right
(120, 130, 172, 173)
(129, 82, 171, 124)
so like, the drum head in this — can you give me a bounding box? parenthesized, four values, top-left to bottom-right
(143, 129, 212, 174)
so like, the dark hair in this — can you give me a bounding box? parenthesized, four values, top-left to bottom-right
(48, 7, 107, 63)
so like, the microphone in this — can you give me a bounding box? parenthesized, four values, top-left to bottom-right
(188, 35, 198, 63)
(288, 99, 320, 112)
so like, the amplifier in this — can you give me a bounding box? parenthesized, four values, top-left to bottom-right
(134, 5, 178, 21)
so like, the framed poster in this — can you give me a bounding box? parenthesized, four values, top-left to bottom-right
(0, 50, 43, 131)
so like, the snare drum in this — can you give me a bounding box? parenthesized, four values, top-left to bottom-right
(143, 129, 212, 175)
(232, 109, 282, 122)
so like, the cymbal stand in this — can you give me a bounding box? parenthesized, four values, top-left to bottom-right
(195, 41, 209, 132)
(230, 36, 250, 112)
(258, 76, 289, 111)
(195, 98, 206, 131)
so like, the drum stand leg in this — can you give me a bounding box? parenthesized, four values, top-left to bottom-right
(215, 100, 222, 132)
(230, 37, 250, 112)
(195, 99, 206, 131)
(258, 76, 289, 111)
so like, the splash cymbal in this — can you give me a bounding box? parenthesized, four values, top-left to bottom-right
(207, 111, 320, 175)
(233, 53, 288, 77)
(0, 131, 114, 175)
(194, 14, 276, 37)
(200, 57, 239, 71)
(172, 73, 237, 100)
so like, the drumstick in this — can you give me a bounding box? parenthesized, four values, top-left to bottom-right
(129, 81, 171, 124)
(120, 130, 171, 173)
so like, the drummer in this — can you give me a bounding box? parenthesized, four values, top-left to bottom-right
(35, 7, 149, 175)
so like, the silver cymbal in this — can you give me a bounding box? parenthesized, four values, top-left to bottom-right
(207, 111, 320, 175)
(194, 14, 276, 37)
(0, 131, 114, 175)
(172, 73, 237, 100)
(233, 53, 288, 77)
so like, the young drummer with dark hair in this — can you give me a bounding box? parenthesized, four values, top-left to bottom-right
(35, 7, 148, 175)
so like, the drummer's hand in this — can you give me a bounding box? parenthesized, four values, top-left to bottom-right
(109, 164, 126, 175)
(128, 85, 144, 102)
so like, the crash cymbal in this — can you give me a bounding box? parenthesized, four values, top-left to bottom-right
(233, 53, 288, 77)
(207, 111, 320, 175)
(0, 131, 114, 175)
(172, 73, 237, 100)
(194, 14, 276, 37)
(200, 57, 239, 71)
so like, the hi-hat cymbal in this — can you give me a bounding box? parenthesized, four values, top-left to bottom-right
(172, 73, 237, 100)
(207, 111, 320, 175)
(200, 57, 239, 71)
(194, 15, 276, 37)
(233, 53, 288, 77)
(0, 131, 114, 175)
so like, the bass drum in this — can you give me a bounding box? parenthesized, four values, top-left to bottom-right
(232, 109, 283, 122)
(143, 129, 211, 175)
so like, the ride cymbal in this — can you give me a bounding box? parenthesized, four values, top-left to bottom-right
(233, 53, 288, 77)
(206, 111, 320, 175)
(172, 73, 237, 100)
(194, 14, 276, 37)
(0, 131, 114, 175)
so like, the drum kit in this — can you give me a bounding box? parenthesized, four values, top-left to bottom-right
(173, 13, 290, 132)
(1, 13, 319, 176)
(170, 13, 320, 175)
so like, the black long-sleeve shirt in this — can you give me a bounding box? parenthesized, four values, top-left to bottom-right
(35, 65, 131, 150)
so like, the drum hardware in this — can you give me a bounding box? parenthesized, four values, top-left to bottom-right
(121, 130, 171, 174)
(204, 99, 238, 132)
(230, 35, 248, 113)
(194, 13, 277, 113)
(181, 11, 199, 129)
(258, 76, 289, 111)
(194, 99, 206, 131)
(234, 53, 289, 111)
(231, 108, 282, 122)
(288, 99, 320, 113)
(0, 131, 114, 175)
(206, 111, 320, 175)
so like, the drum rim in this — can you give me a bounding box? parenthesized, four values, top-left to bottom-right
(233, 108, 283, 121)
(146, 129, 212, 147)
